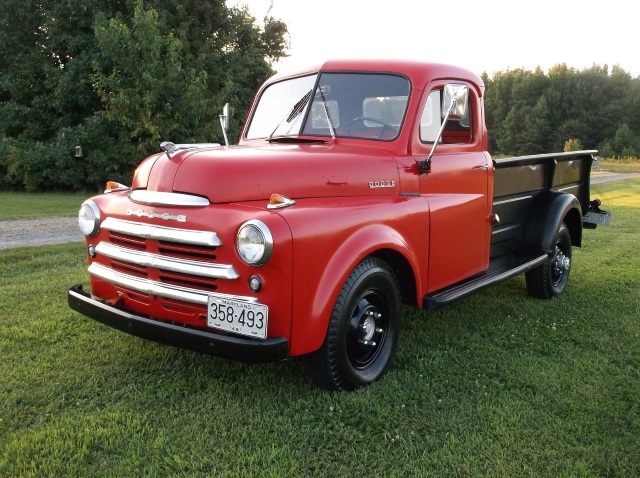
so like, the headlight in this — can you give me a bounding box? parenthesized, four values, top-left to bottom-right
(236, 220, 273, 265)
(78, 200, 101, 237)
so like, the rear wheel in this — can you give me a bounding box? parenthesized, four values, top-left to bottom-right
(526, 222, 572, 299)
(306, 257, 401, 391)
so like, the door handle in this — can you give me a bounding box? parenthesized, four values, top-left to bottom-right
(478, 162, 490, 169)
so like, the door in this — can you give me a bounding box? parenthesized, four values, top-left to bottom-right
(414, 85, 491, 293)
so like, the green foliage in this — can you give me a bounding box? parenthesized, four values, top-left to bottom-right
(0, 0, 288, 191)
(484, 63, 640, 157)
(93, 2, 211, 155)
(600, 123, 640, 158)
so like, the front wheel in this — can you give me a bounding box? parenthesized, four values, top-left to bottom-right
(306, 257, 401, 391)
(526, 222, 572, 299)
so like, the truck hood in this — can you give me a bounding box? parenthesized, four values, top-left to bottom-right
(139, 143, 400, 204)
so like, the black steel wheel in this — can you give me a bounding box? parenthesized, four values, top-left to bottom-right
(526, 222, 572, 299)
(306, 257, 401, 391)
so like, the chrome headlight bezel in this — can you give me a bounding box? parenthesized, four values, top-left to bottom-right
(236, 219, 273, 266)
(78, 200, 101, 237)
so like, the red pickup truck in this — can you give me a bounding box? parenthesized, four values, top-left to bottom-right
(69, 59, 610, 390)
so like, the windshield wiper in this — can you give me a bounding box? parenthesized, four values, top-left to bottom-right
(268, 90, 313, 141)
(317, 86, 336, 141)
(267, 137, 326, 144)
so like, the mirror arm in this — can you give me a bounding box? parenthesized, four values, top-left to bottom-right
(219, 115, 230, 146)
(219, 103, 230, 146)
(418, 93, 458, 174)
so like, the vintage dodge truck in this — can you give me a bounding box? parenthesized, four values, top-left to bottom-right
(69, 59, 610, 390)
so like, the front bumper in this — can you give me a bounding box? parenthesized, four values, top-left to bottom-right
(68, 285, 289, 363)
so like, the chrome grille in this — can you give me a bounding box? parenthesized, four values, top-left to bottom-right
(102, 217, 222, 246)
(91, 218, 238, 305)
(156, 241, 217, 262)
(108, 231, 146, 250)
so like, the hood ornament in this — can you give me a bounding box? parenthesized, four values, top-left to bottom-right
(160, 141, 222, 159)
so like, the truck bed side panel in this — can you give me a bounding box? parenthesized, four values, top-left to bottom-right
(491, 151, 596, 258)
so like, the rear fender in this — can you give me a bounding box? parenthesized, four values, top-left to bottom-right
(289, 224, 422, 356)
(522, 191, 582, 253)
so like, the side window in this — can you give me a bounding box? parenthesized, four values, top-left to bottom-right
(420, 90, 441, 142)
(420, 87, 472, 144)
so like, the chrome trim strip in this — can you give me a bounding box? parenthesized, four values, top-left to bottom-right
(556, 185, 578, 192)
(89, 263, 207, 305)
(95, 242, 239, 280)
(129, 190, 210, 207)
(89, 263, 256, 305)
(491, 224, 520, 235)
(102, 218, 222, 247)
(104, 186, 131, 194)
(493, 195, 533, 206)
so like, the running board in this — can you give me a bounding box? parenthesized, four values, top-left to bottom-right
(423, 253, 549, 309)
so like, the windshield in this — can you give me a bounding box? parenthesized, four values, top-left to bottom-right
(245, 72, 410, 141)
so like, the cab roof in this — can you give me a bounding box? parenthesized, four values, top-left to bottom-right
(266, 59, 485, 96)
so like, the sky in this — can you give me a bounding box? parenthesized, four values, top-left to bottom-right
(228, 0, 639, 78)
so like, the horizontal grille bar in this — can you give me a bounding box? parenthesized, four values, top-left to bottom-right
(129, 190, 210, 207)
(89, 263, 258, 306)
(102, 218, 222, 247)
(95, 242, 239, 280)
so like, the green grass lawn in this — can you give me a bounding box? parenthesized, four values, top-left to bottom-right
(1, 180, 638, 477)
(0, 191, 93, 221)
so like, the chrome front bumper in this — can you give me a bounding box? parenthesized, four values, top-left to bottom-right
(67, 284, 289, 363)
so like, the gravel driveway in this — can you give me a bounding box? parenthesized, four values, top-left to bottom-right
(590, 172, 640, 184)
(0, 217, 83, 250)
(1, 172, 638, 251)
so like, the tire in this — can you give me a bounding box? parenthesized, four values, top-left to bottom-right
(526, 222, 572, 299)
(306, 257, 401, 391)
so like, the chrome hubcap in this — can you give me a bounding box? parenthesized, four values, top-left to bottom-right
(552, 248, 570, 284)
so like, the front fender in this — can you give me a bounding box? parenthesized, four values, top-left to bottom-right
(281, 197, 429, 356)
(293, 224, 422, 355)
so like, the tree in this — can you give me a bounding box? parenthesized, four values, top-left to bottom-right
(0, 0, 118, 190)
(94, 3, 211, 155)
(564, 138, 583, 152)
(600, 123, 639, 158)
(521, 95, 553, 154)
(0, 0, 288, 191)
(484, 63, 640, 158)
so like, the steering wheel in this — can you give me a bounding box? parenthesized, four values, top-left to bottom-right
(347, 117, 397, 138)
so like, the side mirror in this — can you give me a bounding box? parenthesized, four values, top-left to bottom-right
(221, 103, 230, 132)
(418, 82, 470, 174)
(219, 103, 230, 145)
(442, 83, 468, 121)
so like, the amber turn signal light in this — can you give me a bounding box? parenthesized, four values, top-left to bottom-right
(267, 193, 296, 210)
(104, 181, 130, 193)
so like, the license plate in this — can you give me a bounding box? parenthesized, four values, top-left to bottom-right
(207, 294, 268, 339)
(583, 210, 611, 226)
